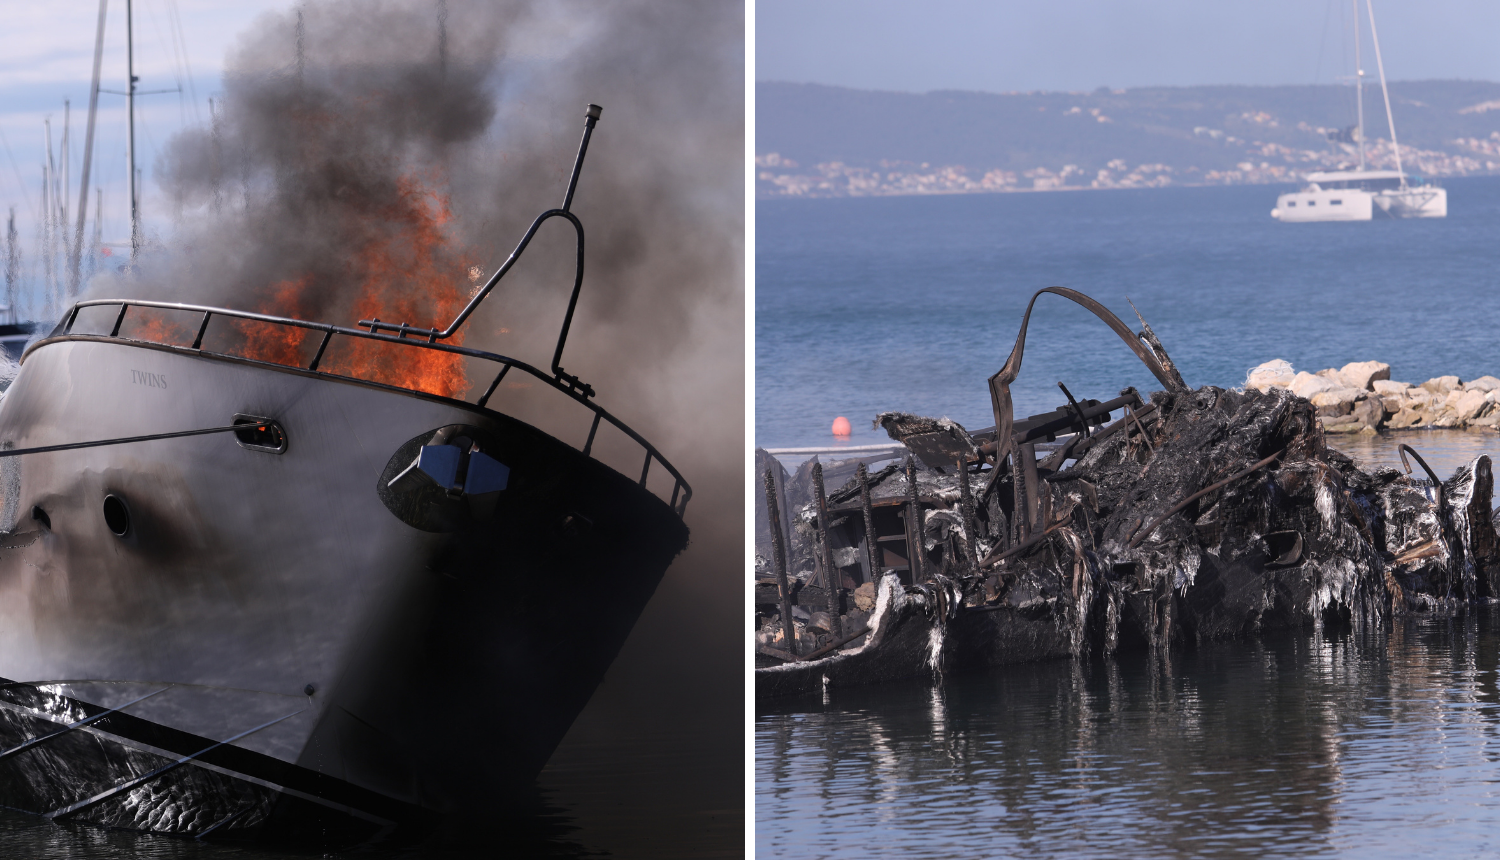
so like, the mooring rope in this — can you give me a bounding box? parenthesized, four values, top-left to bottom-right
(0, 421, 269, 459)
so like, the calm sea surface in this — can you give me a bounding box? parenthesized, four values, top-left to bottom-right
(756, 613, 1500, 859)
(756, 178, 1500, 858)
(755, 177, 1500, 450)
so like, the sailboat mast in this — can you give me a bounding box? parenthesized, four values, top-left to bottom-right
(60, 101, 70, 267)
(72, 0, 108, 298)
(43, 121, 56, 310)
(126, 0, 139, 262)
(1365, 0, 1404, 184)
(1352, 0, 1365, 171)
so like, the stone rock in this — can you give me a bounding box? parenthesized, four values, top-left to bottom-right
(1309, 387, 1366, 408)
(1337, 360, 1391, 391)
(1316, 402, 1353, 418)
(1379, 396, 1402, 416)
(1289, 372, 1341, 399)
(1452, 389, 1491, 422)
(1349, 397, 1383, 428)
(1472, 412, 1500, 428)
(1401, 390, 1436, 411)
(853, 582, 876, 611)
(1244, 359, 1295, 392)
(1372, 379, 1412, 396)
(1434, 410, 1462, 428)
(1422, 375, 1462, 394)
(1390, 410, 1424, 428)
(1466, 375, 1500, 393)
(1315, 368, 1340, 379)
(1323, 421, 1362, 434)
(1359, 425, 1378, 436)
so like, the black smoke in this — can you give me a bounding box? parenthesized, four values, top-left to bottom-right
(137, 1, 743, 855)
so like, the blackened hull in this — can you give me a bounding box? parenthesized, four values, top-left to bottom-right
(0, 337, 687, 843)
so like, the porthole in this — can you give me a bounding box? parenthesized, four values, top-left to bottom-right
(103, 494, 131, 537)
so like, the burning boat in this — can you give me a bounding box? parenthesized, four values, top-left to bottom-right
(0, 107, 690, 845)
(757, 288, 1499, 697)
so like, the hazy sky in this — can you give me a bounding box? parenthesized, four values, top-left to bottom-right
(757, 0, 1500, 94)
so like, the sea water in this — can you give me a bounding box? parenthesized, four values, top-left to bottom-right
(755, 177, 1500, 453)
(756, 177, 1500, 857)
(756, 612, 1500, 859)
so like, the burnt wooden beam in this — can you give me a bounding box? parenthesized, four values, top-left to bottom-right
(764, 469, 798, 656)
(811, 462, 844, 639)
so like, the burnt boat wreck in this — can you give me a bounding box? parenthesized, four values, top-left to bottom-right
(756, 287, 1498, 697)
(0, 107, 690, 846)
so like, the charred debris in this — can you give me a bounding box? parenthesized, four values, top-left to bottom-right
(755, 288, 1500, 697)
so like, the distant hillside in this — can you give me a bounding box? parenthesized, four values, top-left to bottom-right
(756, 81, 1500, 197)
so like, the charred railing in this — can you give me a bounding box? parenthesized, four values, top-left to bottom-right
(42, 298, 692, 518)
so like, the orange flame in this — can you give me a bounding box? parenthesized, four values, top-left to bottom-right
(230, 277, 316, 366)
(120, 310, 194, 347)
(118, 177, 476, 400)
(235, 176, 473, 399)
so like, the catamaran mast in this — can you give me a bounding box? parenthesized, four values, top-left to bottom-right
(1352, 0, 1365, 171)
(1365, 0, 1404, 186)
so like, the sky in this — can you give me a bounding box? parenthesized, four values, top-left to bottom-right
(0, 0, 294, 294)
(757, 0, 1500, 94)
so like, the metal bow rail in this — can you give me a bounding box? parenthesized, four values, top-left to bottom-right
(32, 106, 691, 518)
(43, 297, 692, 517)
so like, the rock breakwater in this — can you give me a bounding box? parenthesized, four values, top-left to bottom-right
(1246, 359, 1500, 434)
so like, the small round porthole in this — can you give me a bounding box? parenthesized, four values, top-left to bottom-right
(103, 495, 131, 537)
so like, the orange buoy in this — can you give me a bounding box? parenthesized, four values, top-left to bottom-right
(831, 416, 852, 437)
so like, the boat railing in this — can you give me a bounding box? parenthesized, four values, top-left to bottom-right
(44, 298, 692, 518)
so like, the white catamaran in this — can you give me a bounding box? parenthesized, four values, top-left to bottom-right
(1272, 0, 1446, 223)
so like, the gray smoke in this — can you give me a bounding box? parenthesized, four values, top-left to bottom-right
(129, 0, 743, 845)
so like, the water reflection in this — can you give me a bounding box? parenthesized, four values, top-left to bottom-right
(756, 609, 1500, 858)
(1330, 429, 1500, 477)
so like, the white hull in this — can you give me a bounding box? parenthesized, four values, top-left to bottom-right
(0, 335, 688, 842)
(1272, 188, 1372, 222)
(1375, 186, 1447, 218)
